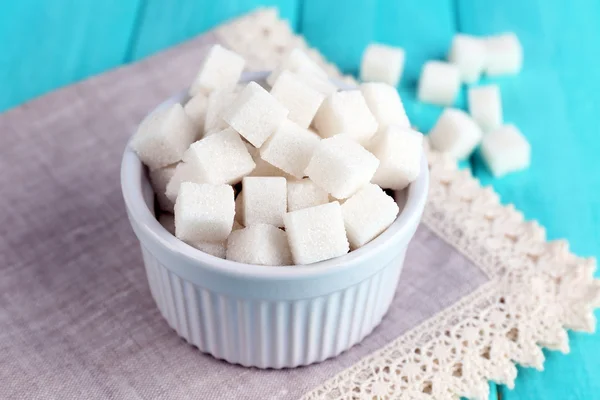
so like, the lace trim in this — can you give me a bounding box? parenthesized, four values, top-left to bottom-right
(217, 10, 600, 400)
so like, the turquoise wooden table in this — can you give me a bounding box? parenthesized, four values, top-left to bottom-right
(2, 1, 599, 399)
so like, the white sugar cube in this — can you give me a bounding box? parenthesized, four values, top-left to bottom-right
(305, 135, 380, 199)
(192, 241, 226, 259)
(417, 61, 461, 106)
(131, 104, 196, 170)
(150, 164, 178, 212)
(184, 93, 208, 131)
(485, 33, 523, 76)
(341, 184, 400, 249)
(158, 213, 175, 235)
(183, 127, 255, 185)
(266, 48, 328, 87)
(367, 126, 423, 190)
(428, 108, 482, 160)
(270, 70, 325, 128)
(448, 34, 487, 83)
(174, 182, 235, 243)
(361, 82, 410, 130)
(242, 177, 287, 227)
(284, 202, 349, 265)
(360, 44, 405, 87)
(204, 89, 237, 135)
(468, 85, 502, 132)
(260, 120, 321, 179)
(165, 162, 207, 203)
(480, 125, 531, 177)
(249, 157, 294, 179)
(226, 224, 292, 266)
(222, 82, 289, 147)
(313, 91, 378, 144)
(296, 72, 338, 96)
(287, 178, 329, 212)
(189, 44, 245, 96)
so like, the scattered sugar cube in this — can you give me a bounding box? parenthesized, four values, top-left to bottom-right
(130, 104, 196, 170)
(189, 44, 245, 96)
(448, 34, 487, 83)
(468, 85, 502, 132)
(485, 33, 523, 76)
(284, 202, 349, 265)
(341, 184, 400, 249)
(417, 61, 461, 106)
(305, 136, 380, 199)
(480, 125, 531, 177)
(367, 126, 423, 190)
(222, 82, 289, 147)
(165, 162, 207, 203)
(260, 120, 321, 179)
(158, 213, 175, 235)
(184, 93, 208, 131)
(204, 89, 238, 135)
(287, 178, 329, 212)
(428, 108, 483, 160)
(266, 48, 328, 87)
(296, 72, 338, 96)
(361, 82, 410, 130)
(313, 91, 378, 144)
(270, 70, 325, 128)
(360, 43, 405, 86)
(174, 182, 235, 243)
(242, 177, 287, 227)
(192, 241, 226, 259)
(183, 127, 255, 185)
(226, 224, 292, 266)
(149, 164, 178, 212)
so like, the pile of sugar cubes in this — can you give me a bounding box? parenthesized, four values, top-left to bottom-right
(131, 45, 424, 265)
(360, 33, 530, 177)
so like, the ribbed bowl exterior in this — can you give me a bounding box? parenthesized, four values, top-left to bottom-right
(141, 245, 406, 368)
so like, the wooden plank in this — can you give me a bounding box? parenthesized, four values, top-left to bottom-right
(456, 0, 600, 398)
(0, 0, 141, 112)
(130, 0, 300, 61)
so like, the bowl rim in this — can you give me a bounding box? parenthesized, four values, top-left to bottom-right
(120, 76, 429, 281)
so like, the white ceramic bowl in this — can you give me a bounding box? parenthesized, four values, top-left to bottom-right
(120, 76, 429, 369)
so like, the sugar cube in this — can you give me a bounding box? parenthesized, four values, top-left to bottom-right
(130, 103, 196, 170)
(149, 164, 178, 212)
(417, 61, 461, 106)
(270, 70, 325, 128)
(184, 93, 208, 131)
(341, 184, 400, 249)
(287, 178, 329, 212)
(158, 213, 175, 235)
(242, 177, 287, 227)
(183, 127, 255, 185)
(428, 108, 483, 160)
(296, 72, 338, 96)
(367, 126, 423, 190)
(174, 182, 235, 243)
(305, 135, 380, 199)
(222, 82, 289, 147)
(192, 241, 226, 259)
(313, 91, 378, 144)
(189, 44, 245, 96)
(226, 224, 292, 266)
(260, 120, 321, 179)
(484, 33, 523, 76)
(204, 89, 237, 135)
(361, 82, 410, 130)
(360, 44, 405, 86)
(480, 125, 531, 177)
(266, 48, 328, 87)
(249, 157, 294, 179)
(284, 202, 349, 265)
(468, 85, 502, 132)
(165, 162, 207, 203)
(448, 34, 487, 83)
